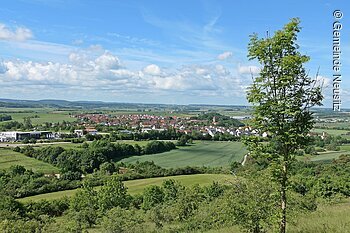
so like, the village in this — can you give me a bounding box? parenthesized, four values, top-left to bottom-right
(73, 113, 267, 138)
(0, 113, 267, 142)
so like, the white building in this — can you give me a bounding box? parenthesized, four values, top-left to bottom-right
(0, 132, 18, 142)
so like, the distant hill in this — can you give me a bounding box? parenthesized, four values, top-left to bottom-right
(0, 98, 342, 113)
(0, 98, 253, 110)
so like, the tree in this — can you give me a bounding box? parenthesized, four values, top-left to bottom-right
(227, 177, 279, 233)
(141, 185, 164, 210)
(23, 117, 33, 129)
(245, 18, 323, 233)
(98, 177, 131, 212)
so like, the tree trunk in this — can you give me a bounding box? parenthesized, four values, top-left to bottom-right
(280, 162, 287, 233)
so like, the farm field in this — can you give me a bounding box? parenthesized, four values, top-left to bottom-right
(120, 141, 247, 168)
(18, 173, 235, 202)
(0, 107, 76, 125)
(312, 128, 350, 136)
(0, 148, 59, 173)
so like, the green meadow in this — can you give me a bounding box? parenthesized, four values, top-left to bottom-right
(121, 141, 247, 168)
(0, 148, 59, 173)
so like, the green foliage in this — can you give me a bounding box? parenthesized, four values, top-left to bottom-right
(141, 185, 164, 210)
(245, 18, 323, 232)
(98, 177, 131, 212)
(101, 207, 145, 233)
(99, 162, 116, 175)
(162, 179, 184, 202)
(25, 198, 70, 219)
(176, 134, 189, 146)
(196, 112, 245, 127)
(0, 114, 12, 122)
(21, 140, 176, 174)
(226, 178, 279, 233)
(0, 166, 79, 198)
(70, 182, 98, 212)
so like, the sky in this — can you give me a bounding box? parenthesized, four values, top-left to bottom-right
(0, 0, 349, 107)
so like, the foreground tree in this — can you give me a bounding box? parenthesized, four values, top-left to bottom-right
(245, 18, 323, 233)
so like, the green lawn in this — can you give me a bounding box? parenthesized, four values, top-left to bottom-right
(18, 174, 235, 202)
(0, 148, 59, 173)
(120, 141, 247, 168)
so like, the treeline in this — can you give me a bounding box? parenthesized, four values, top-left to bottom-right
(302, 135, 350, 155)
(0, 165, 80, 198)
(86, 129, 239, 142)
(0, 161, 225, 199)
(19, 140, 176, 174)
(0, 121, 25, 131)
(0, 114, 12, 122)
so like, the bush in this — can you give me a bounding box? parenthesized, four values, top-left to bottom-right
(101, 207, 145, 233)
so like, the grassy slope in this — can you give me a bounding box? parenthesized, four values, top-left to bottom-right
(0, 148, 59, 173)
(18, 174, 235, 202)
(299, 145, 350, 162)
(121, 141, 247, 168)
(204, 199, 350, 233)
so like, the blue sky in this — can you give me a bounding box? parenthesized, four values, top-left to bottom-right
(0, 0, 349, 107)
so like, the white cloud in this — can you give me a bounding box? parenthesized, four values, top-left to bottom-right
(143, 64, 161, 75)
(238, 65, 260, 74)
(0, 50, 251, 101)
(0, 61, 8, 74)
(0, 23, 33, 41)
(69, 52, 88, 65)
(95, 51, 120, 70)
(217, 51, 232, 60)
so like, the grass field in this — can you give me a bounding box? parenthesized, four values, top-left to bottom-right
(312, 128, 350, 136)
(0, 148, 59, 173)
(309, 151, 347, 162)
(299, 145, 350, 162)
(18, 174, 235, 202)
(0, 107, 76, 125)
(120, 141, 247, 168)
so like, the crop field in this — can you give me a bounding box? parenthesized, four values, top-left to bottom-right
(312, 128, 350, 136)
(18, 173, 235, 202)
(0, 148, 59, 173)
(0, 107, 76, 125)
(121, 141, 247, 168)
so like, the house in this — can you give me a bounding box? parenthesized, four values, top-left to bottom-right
(85, 127, 98, 135)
